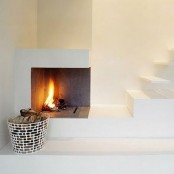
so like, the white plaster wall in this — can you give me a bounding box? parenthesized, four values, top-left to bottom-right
(91, 0, 174, 105)
(37, 0, 92, 48)
(36, 0, 174, 105)
(0, 0, 37, 149)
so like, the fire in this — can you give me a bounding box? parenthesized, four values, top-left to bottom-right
(44, 79, 55, 109)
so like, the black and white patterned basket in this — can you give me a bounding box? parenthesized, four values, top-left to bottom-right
(7, 118, 49, 154)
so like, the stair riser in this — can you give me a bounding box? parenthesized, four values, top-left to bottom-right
(2, 155, 174, 174)
(133, 100, 174, 117)
(127, 91, 174, 117)
(47, 116, 174, 138)
(155, 66, 174, 80)
(140, 82, 172, 90)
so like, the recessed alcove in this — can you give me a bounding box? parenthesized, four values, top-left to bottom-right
(31, 68, 90, 118)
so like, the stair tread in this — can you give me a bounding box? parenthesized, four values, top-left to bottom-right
(127, 90, 150, 99)
(143, 90, 169, 99)
(154, 89, 174, 98)
(127, 89, 174, 99)
(2, 138, 174, 155)
(140, 75, 170, 83)
(89, 105, 131, 118)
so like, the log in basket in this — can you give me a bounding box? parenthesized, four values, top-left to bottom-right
(7, 109, 49, 154)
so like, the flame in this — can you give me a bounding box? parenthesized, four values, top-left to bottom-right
(44, 79, 55, 108)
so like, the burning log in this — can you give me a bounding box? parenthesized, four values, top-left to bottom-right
(42, 103, 59, 112)
(41, 80, 67, 112)
(58, 99, 67, 110)
(42, 98, 67, 112)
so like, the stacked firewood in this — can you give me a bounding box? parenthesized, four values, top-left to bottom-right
(8, 108, 48, 124)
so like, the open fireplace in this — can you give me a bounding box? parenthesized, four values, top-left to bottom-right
(14, 49, 90, 116)
(31, 68, 90, 118)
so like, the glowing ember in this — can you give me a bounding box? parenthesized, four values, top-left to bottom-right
(44, 79, 55, 109)
(42, 79, 67, 112)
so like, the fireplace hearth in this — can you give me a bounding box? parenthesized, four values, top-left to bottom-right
(43, 107, 90, 118)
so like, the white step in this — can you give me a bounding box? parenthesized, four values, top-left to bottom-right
(154, 59, 174, 81)
(2, 138, 174, 155)
(127, 90, 174, 118)
(89, 105, 131, 118)
(155, 89, 174, 98)
(2, 139, 174, 174)
(47, 101, 174, 138)
(140, 76, 170, 84)
(47, 106, 134, 138)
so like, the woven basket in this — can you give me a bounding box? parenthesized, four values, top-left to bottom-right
(7, 117, 49, 154)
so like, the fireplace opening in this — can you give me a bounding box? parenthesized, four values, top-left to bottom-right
(31, 68, 90, 118)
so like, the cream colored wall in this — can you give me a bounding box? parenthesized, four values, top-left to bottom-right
(0, 0, 37, 149)
(36, 0, 174, 105)
(91, 0, 174, 105)
(1, 0, 173, 138)
(37, 0, 92, 48)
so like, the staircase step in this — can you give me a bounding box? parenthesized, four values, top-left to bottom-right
(47, 106, 133, 138)
(89, 105, 131, 118)
(127, 90, 174, 117)
(2, 138, 174, 155)
(2, 139, 174, 174)
(143, 89, 174, 99)
(140, 76, 170, 83)
(126, 90, 149, 99)
(127, 89, 168, 99)
(155, 89, 174, 98)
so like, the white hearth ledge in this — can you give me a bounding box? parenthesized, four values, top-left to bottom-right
(2, 139, 174, 174)
(14, 49, 90, 114)
(1, 138, 174, 155)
